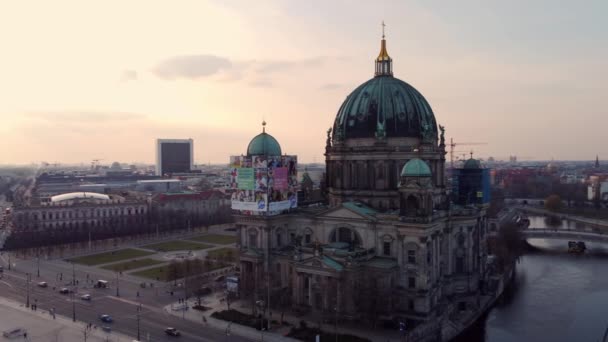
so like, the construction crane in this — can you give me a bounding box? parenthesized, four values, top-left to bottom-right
(449, 138, 487, 168)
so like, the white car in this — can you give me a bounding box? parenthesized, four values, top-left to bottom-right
(3, 328, 26, 338)
(81, 294, 91, 301)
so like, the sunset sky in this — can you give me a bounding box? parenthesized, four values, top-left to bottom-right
(0, 0, 606, 165)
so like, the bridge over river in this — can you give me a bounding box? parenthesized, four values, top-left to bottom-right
(518, 213, 608, 246)
(522, 228, 608, 243)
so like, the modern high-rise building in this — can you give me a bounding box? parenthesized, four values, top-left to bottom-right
(156, 139, 193, 176)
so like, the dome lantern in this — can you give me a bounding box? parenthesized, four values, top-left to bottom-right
(375, 21, 393, 77)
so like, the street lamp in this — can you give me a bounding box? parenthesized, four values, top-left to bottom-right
(72, 262, 76, 322)
(137, 303, 142, 341)
(116, 271, 120, 297)
(36, 250, 40, 278)
(25, 273, 30, 308)
(256, 300, 265, 342)
(334, 306, 339, 342)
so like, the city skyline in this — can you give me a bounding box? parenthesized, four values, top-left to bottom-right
(0, 0, 606, 165)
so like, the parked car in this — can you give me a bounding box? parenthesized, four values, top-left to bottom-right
(37, 281, 48, 288)
(59, 287, 71, 294)
(99, 314, 113, 323)
(2, 328, 26, 338)
(164, 327, 180, 337)
(81, 294, 91, 301)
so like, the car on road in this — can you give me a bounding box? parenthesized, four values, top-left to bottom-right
(37, 281, 48, 288)
(165, 327, 180, 337)
(99, 314, 113, 323)
(59, 287, 72, 294)
(2, 328, 26, 338)
(80, 294, 91, 301)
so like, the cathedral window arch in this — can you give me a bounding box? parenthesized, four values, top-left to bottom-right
(248, 228, 259, 248)
(381, 234, 394, 256)
(405, 242, 419, 264)
(275, 227, 285, 248)
(329, 227, 361, 247)
(304, 228, 313, 245)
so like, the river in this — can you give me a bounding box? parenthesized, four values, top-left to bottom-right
(455, 215, 608, 342)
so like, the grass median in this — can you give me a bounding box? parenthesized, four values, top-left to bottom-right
(101, 258, 165, 272)
(141, 240, 212, 252)
(188, 234, 236, 245)
(67, 249, 155, 266)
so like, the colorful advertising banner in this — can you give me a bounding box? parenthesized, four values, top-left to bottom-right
(237, 168, 254, 190)
(230, 154, 298, 214)
(271, 167, 289, 190)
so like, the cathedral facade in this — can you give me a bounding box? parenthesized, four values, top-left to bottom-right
(235, 34, 491, 330)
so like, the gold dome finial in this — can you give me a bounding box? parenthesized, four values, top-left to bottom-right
(262, 120, 266, 133)
(375, 21, 393, 76)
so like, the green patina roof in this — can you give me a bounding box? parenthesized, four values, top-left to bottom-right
(322, 256, 344, 271)
(463, 158, 481, 169)
(343, 201, 378, 217)
(401, 158, 431, 177)
(332, 76, 437, 141)
(247, 132, 282, 156)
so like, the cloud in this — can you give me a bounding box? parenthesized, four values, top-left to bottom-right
(152, 55, 232, 80)
(149, 54, 342, 84)
(120, 69, 138, 82)
(26, 111, 146, 123)
(254, 56, 327, 74)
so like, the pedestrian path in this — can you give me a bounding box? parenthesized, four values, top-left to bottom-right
(0, 296, 134, 342)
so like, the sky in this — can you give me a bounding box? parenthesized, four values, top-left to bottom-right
(0, 0, 606, 165)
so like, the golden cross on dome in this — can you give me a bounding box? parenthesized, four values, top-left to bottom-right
(262, 120, 266, 133)
(382, 20, 386, 39)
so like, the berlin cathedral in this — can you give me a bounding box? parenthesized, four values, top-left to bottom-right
(234, 30, 491, 335)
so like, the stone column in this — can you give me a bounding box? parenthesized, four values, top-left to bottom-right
(308, 276, 313, 307)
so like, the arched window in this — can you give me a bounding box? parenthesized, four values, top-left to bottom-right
(405, 242, 419, 264)
(329, 227, 361, 247)
(382, 235, 394, 256)
(304, 228, 313, 245)
(248, 229, 259, 248)
(406, 195, 419, 211)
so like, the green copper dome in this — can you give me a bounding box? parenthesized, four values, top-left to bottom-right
(333, 76, 437, 142)
(463, 158, 481, 169)
(332, 36, 437, 142)
(401, 158, 432, 177)
(247, 132, 282, 156)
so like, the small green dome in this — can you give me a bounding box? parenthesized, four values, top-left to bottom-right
(401, 158, 431, 177)
(463, 158, 481, 169)
(247, 132, 282, 156)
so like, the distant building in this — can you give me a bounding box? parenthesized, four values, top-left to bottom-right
(8, 192, 148, 249)
(156, 139, 193, 176)
(135, 179, 182, 193)
(151, 190, 231, 225)
(452, 158, 491, 205)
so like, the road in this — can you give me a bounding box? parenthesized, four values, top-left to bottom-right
(0, 268, 250, 342)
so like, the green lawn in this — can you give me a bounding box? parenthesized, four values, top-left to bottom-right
(188, 234, 236, 245)
(67, 249, 155, 266)
(142, 240, 213, 252)
(206, 247, 238, 262)
(131, 260, 229, 281)
(131, 265, 173, 281)
(101, 258, 165, 272)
